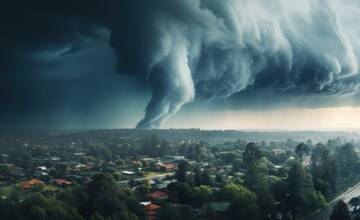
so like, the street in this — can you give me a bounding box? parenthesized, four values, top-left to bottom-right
(307, 182, 360, 220)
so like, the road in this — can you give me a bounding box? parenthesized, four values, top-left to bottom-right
(307, 182, 360, 220)
(118, 172, 174, 185)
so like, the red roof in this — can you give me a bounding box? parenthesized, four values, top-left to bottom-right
(145, 204, 161, 211)
(54, 179, 72, 186)
(147, 191, 168, 199)
(156, 163, 177, 170)
(21, 179, 44, 190)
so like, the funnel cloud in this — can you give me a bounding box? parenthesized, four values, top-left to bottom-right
(1, 0, 360, 129)
(110, 0, 360, 128)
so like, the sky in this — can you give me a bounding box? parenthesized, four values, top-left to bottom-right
(1, 0, 360, 130)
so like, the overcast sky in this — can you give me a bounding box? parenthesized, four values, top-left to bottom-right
(1, 0, 360, 130)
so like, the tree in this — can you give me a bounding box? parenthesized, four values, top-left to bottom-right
(175, 160, 189, 183)
(202, 169, 213, 186)
(173, 183, 192, 204)
(217, 183, 260, 220)
(311, 146, 339, 197)
(350, 197, 360, 209)
(329, 200, 351, 220)
(86, 173, 145, 219)
(286, 162, 323, 219)
(295, 143, 309, 162)
(90, 213, 106, 220)
(337, 143, 359, 175)
(243, 143, 264, 190)
(194, 166, 202, 186)
(142, 134, 160, 157)
(158, 205, 195, 220)
(244, 162, 265, 190)
(191, 186, 212, 208)
(243, 143, 262, 167)
(19, 193, 84, 220)
(159, 140, 172, 156)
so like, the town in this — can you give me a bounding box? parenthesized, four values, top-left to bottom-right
(1, 129, 360, 220)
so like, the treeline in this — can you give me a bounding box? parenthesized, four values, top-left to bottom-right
(0, 174, 145, 220)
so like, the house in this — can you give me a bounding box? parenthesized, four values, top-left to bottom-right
(50, 157, 61, 161)
(155, 162, 177, 171)
(302, 156, 311, 166)
(54, 179, 72, 186)
(140, 201, 152, 206)
(122, 171, 135, 175)
(143, 203, 161, 220)
(21, 179, 44, 190)
(38, 166, 47, 171)
(272, 148, 285, 155)
(147, 191, 168, 200)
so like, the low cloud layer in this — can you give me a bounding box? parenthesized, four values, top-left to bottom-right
(2, 0, 360, 129)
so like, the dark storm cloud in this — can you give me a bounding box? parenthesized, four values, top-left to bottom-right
(0, 0, 107, 75)
(2, 0, 360, 129)
(109, 0, 360, 128)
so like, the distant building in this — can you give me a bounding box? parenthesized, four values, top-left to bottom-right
(272, 148, 285, 155)
(140, 201, 152, 206)
(122, 171, 135, 175)
(50, 157, 61, 161)
(38, 166, 47, 171)
(142, 202, 161, 220)
(302, 156, 311, 166)
(54, 179, 72, 186)
(21, 179, 44, 190)
(155, 162, 177, 171)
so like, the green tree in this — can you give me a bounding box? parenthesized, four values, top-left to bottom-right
(243, 143, 264, 190)
(311, 146, 338, 197)
(194, 166, 202, 186)
(295, 143, 309, 162)
(86, 173, 145, 220)
(191, 186, 212, 208)
(175, 160, 189, 183)
(337, 143, 359, 175)
(218, 183, 260, 220)
(286, 162, 325, 219)
(329, 200, 351, 220)
(90, 213, 106, 220)
(202, 169, 213, 186)
(350, 197, 360, 209)
(20, 193, 84, 220)
(243, 143, 262, 167)
(174, 183, 192, 204)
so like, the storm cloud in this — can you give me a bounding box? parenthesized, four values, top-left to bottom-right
(2, 0, 360, 129)
(110, 0, 360, 128)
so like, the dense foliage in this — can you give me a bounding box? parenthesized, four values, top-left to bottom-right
(0, 130, 360, 220)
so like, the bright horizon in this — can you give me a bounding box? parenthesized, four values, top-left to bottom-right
(165, 106, 360, 131)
